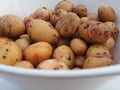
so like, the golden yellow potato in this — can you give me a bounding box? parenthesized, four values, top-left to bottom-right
(98, 5, 116, 22)
(53, 45, 75, 68)
(15, 61, 34, 69)
(37, 59, 69, 70)
(83, 57, 113, 69)
(23, 42, 53, 67)
(70, 38, 88, 55)
(0, 37, 22, 65)
(27, 19, 59, 44)
(0, 14, 25, 38)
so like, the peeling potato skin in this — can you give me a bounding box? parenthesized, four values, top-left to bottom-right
(55, 12, 80, 37)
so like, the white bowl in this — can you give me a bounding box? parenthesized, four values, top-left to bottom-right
(0, 0, 120, 90)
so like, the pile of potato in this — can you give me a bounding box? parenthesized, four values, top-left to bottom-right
(0, 0, 119, 70)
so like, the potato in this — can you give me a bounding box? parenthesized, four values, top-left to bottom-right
(70, 38, 87, 55)
(23, 42, 53, 67)
(86, 44, 112, 59)
(0, 37, 22, 65)
(15, 39, 30, 51)
(37, 59, 69, 70)
(80, 17, 90, 24)
(78, 20, 111, 43)
(27, 19, 59, 44)
(50, 9, 67, 26)
(103, 37, 115, 50)
(73, 4, 87, 17)
(98, 5, 116, 22)
(72, 67, 81, 70)
(75, 55, 85, 67)
(105, 21, 119, 39)
(83, 57, 113, 69)
(34, 7, 52, 21)
(0, 14, 25, 38)
(56, 12, 80, 37)
(55, 0, 73, 12)
(87, 13, 99, 21)
(19, 34, 33, 43)
(53, 45, 75, 68)
(15, 61, 34, 69)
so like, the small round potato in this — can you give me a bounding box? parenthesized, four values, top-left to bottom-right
(15, 61, 34, 69)
(0, 14, 25, 38)
(15, 39, 30, 51)
(80, 17, 90, 24)
(27, 19, 59, 44)
(103, 37, 115, 50)
(37, 59, 69, 70)
(55, 0, 73, 12)
(75, 55, 85, 67)
(86, 44, 112, 59)
(73, 4, 87, 17)
(23, 42, 53, 67)
(105, 21, 119, 39)
(70, 38, 87, 55)
(34, 7, 52, 21)
(19, 34, 33, 43)
(98, 5, 116, 22)
(83, 57, 113, 68)
(53, 45, 75, 68)
(78, 20, 111, 43)
(56, 12, 80, 37)
(87, 13, 99, 21)
(0, 37, 22, 65)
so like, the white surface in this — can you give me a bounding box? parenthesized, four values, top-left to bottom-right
(0, 76, 120, 90)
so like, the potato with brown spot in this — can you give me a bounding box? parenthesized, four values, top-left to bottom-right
(70, 38, 87, 55)
(27, 19, 59, 44)
(98, 5, 116, 22)
(73, 4, 87, 17)
(0, 37, 22, 65)
(56, 12, 80, 37)
(15, 61, 34, 69)
(0, 14, 25, 38)
(34, 7, 52, 21)
(23, 42, 53, 67)
(53, 45, 75, 68)
(37, 59, 69, 70)
(83, 57, 113, 69)
(55, 0, 73, 12)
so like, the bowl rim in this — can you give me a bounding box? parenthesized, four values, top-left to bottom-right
(0, 64, 120, 78)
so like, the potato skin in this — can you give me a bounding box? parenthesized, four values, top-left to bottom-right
(78, 20, 111, 43)
(0, 37, 22, 65)
(0, 14, 25, 38)
(70, 38, 87, 55)
(23, 42, 53, 67)
(87, 13, 99, 21)
(15, 61, 34, 69)
(27, 19, 59, 44)
(56, 12, 80, 37)
(55, 0, 73, 12)
(83, 57, 113, 68)
(75, 55, 85, 67)
(53, 45, 75, 68)
(37, 59, 69, 70)
(98, 5, 116, 22)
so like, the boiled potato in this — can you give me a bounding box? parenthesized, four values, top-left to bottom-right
(55, 0, 73, 12)
(78, 20, 111, 43)
(15, 39, 30, 51)
(34, 7, 52, 21)
(23, 42, 53, 67)
(56, 12, 80, 37)
(37, 59, 69, 70)
(86, 44, 112, 59)
(73, 4, 87, 17)
(98, 5, 116, 22)
(83, 57, 113, 68)
(53, 45, 75, 68)
(0, 14, 25, 38)
(15, 61, 34, 69)
(0, 37, 22, 65)
(70, 38, 87, 55)
(27, 19, 59, 44)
